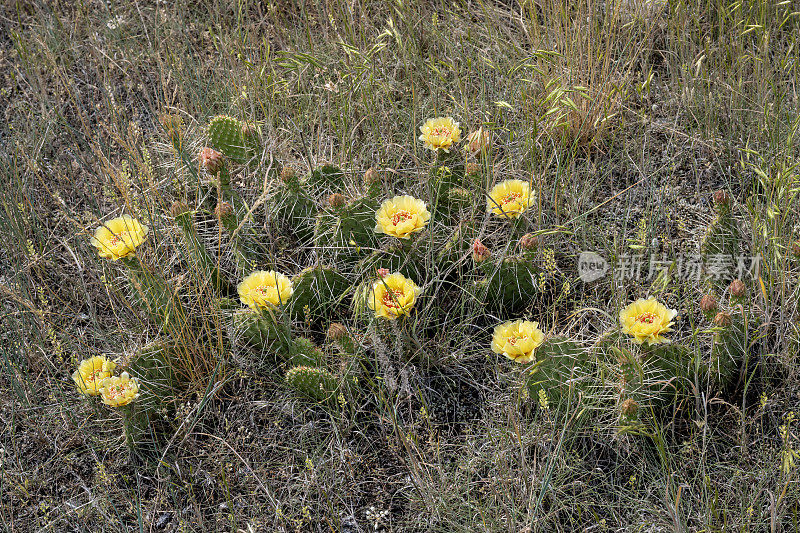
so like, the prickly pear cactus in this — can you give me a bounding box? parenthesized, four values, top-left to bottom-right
(475, 255, 541, 311)
(172, 203, 230, 294)
(289, 265, 349, 320)
(524, 338, 590, 406)
(283, 336, 325, 367)
(285, 365, 341, 402)
(700, 191, 741, 290)
(269, 174, 316, 242)
(307, 164, 345, 192)
(208, 115, 258, 164)
(314, 196, 379, 263)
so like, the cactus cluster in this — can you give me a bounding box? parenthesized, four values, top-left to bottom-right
(79, 109, 761, 459)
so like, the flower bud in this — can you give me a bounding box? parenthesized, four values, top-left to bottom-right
(159, 113, 183, 142)
(198, 147, 224, 175)
(699, 294, 718, 313)
(280, 165, 297, 183)
(465, 127, 491, 156)
(240, 122, 257, 138)
(170, 201, 191, 218)
(465, 162, 481, 176)
(713, 190, 730, 207)
(620, 398, 638, 417)
(328, 193, 346, 209)
(472, 238, 491, 263)
(713, 311, 732, 327)
(792, 240, 800, 257)
(376, 268, 390, 278)
(327, 322, 348, 342)
(364, 167, 380, 186)
(729, 279, 746, 297)
(214, 201, 233, 220)
(519, 233, 539, 250)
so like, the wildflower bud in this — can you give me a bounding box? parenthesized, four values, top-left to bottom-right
(729, 279, 746, 297)
(620, 398, 638, 417)
(713, 311, 732, 327)
(376, 268, 390, 278)
(472, 238, 491, 263)
(198, 147, 224, 175)
(280, 165, 297, 183)
(240, 122, 257, 138)
(465, 127, 491, 156)
(713, 190, 730, 207)
(465, 162, 481, 176)
(699, 294, 718, 313)
(214, 201, 233, 220)
(364, 167, 380, 186)
(519, 233, 539, 250)
(328, 193, 346, 209)
(170, 201, 191, 218)
(327, 322, 348, 342)
(159, 113, 183, 142)
(792, 240, 800, 257)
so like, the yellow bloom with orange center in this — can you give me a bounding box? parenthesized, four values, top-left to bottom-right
(487, 179, 532, 219)
(419, 117, 461, 152)
(368, 272, 420, 319)
(99, 371, 140, 407)
(90, 215, 149, 261)
(73, 356, 116, 396)
(374, 195, 431, 239)
(238, 270, 294, 309)
(491, 320, 545, 364)
(619, 297, 678, 345)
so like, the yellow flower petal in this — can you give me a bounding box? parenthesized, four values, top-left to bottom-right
(418, 117, 461, 152)
(99, 371, 140, 407)
(375, 195, 431, 239)
(619, 297, 678, 345)
(238, 270, 294, 309)
(491, 320, 545, 363)
(367, 272, 420, 319)
(90, 215, 148, 261)
(73, 355, 117, 395)
(487, 180, 532, 219)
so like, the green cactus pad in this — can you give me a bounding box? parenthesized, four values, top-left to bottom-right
(285, 365, 341, 402)
(173, 209, 230, 294)
(208, 115, 258, 163)
(289, 265, 349, 320)
(524, 338, 591, 406)
(307, 164, 345, 191)
(313, 196, 380, 263)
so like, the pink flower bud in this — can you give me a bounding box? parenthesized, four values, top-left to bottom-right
(377, 268, 390, 278)
(198, 147, 224, 175)
(729, 279, 746, 297)
(699, 294, 718, 313)
(472, 238, 491, 263)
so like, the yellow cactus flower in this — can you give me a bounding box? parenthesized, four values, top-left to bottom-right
(238, 270, 294, 309)
(491, 320, 545, 364)
(90, 215, 149, 261)
(374, 195, 431, 239)
(619, 297, 678, 345)
(487, 179, 532, 219)
(368, 272, 420, 319)
(99, 371, 140, 407)
(419, 117, 461, 152)
(73, 356, 116, 396)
